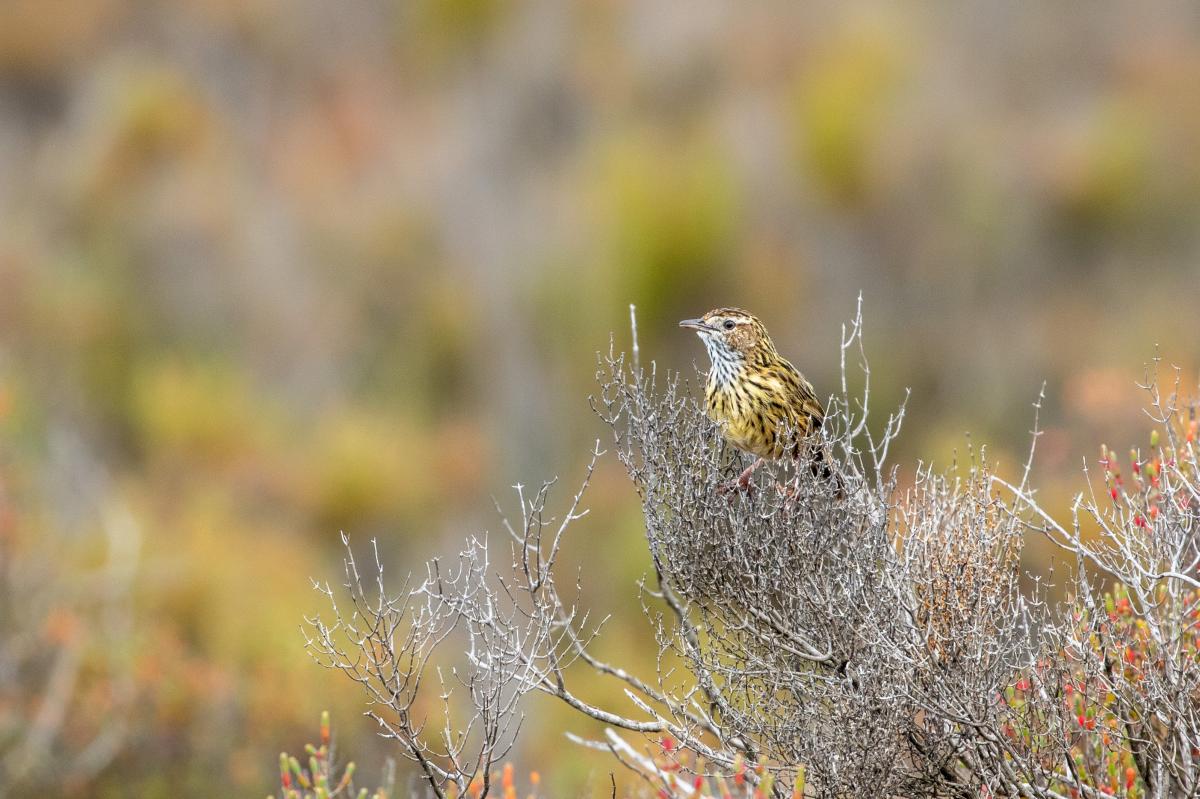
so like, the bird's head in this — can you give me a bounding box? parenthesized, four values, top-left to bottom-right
(679, 308, 778, 372)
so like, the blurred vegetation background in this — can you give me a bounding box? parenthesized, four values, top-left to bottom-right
(1, 1, 1198, 796)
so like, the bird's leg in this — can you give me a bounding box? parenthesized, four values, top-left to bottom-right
(716, 457, 765, 497)
(737, 457, 766, 489)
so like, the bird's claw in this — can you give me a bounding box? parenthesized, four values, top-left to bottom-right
(716, 477, 756, 499)
(775, 477, 803, 511)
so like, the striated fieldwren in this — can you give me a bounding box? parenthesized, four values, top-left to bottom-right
(680, 307, 838, 494)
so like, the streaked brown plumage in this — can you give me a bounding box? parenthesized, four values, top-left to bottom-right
(680, 307, 836, 492)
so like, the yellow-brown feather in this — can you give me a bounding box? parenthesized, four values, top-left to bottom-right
(685, 307, 841, 496)
(705, 357, 823, 460)
(687, 308, 827, 463)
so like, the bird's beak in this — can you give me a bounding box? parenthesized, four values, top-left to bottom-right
(679, 318, 709, 332)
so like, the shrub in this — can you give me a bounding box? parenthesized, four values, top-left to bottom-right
(304, 303, 1199, 798)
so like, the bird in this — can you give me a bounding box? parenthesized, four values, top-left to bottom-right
(679, 307, 840, 496)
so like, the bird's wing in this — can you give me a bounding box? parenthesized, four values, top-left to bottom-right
(769, 360, 825, 436)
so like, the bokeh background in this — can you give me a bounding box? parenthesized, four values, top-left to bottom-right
(1, 1, 1199, 796)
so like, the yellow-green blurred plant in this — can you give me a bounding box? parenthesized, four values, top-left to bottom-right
(596, 131, 736, 321)
(791, 18, 907, 206)
(270, 712, 394, 799)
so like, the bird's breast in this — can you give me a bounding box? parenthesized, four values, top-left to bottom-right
(705, 376, 783, 459)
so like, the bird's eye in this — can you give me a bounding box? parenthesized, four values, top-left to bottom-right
(723, 320, 736, 330)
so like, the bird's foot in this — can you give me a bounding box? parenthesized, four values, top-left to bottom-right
(716, 478, 755, 499)
(715, 459, 765, 500)
(775, 477, 804, 511)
